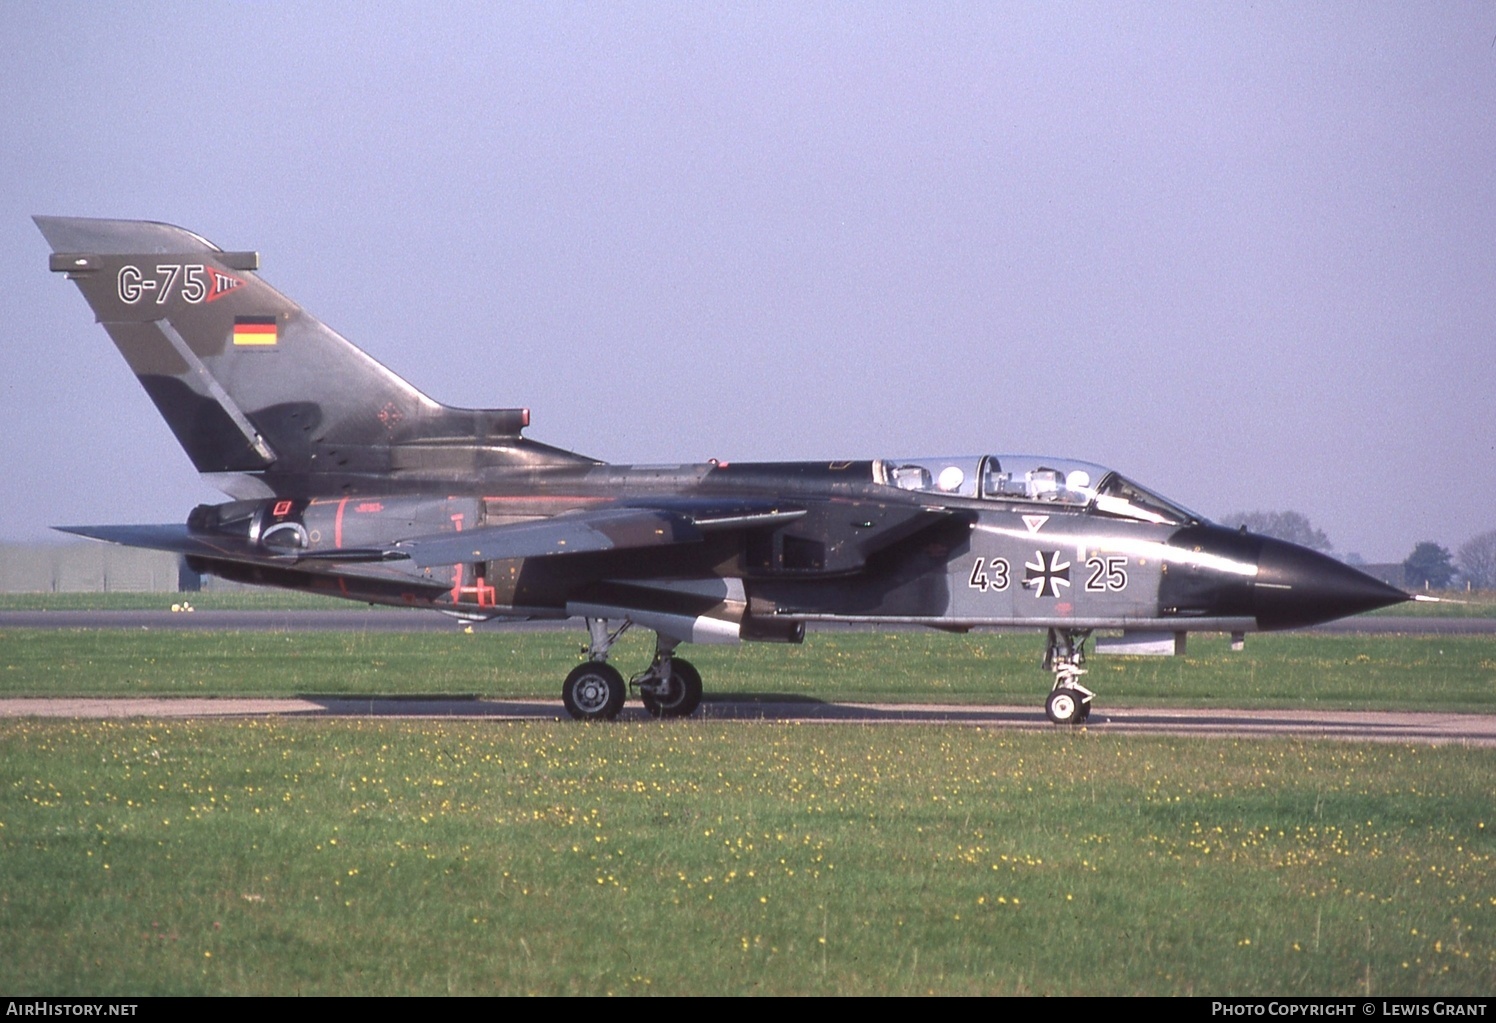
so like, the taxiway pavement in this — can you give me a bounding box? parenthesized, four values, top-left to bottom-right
(1, 696, 1492, 747)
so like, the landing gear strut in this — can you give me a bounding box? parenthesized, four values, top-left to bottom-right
(1043, 627, 1094, 725)
(561, 618, 703, 721)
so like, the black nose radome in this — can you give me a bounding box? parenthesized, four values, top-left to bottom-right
(1252, 538, 1409, 630)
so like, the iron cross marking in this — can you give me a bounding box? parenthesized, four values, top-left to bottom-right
(1024, 550, 1071, 598)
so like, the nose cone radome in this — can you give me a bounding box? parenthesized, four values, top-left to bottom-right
(1253, 538, 1410, 630)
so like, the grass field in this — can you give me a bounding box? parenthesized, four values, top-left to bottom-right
(1, 628, 1493, 713)
(0, 591, 365, 612)
(1368, 590, 1496, 618)
(2, 718, 1491, 995)
(3, 616, 1492, 995)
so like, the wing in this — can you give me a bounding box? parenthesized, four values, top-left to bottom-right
(56, 501, 809, 569)
(55, 524, 323, 561)
(393, 507, 701, 566)
(394, 501, 807, 566)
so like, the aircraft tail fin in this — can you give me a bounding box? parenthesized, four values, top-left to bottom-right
(35, 216, 593, 495)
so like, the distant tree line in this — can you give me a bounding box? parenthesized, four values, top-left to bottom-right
(1218, 511, 1332, 553)
(1221, 511, 1495, 590)
(1402, 541, 1455, 589)
(1397, 534, 1496, 590)
(1454, 530, 1496, 589)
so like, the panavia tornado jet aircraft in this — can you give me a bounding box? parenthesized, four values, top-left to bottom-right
(36, 216, 1411, 723)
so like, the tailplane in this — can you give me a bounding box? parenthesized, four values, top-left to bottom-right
(35, 216, 593, 497)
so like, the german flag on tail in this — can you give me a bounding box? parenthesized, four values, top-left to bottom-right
(232, 315, 277, 346)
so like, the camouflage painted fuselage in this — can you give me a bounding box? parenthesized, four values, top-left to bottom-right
(37, 216, 1406, 659)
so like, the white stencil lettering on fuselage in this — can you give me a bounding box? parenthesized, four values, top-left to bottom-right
(1084, 556, 1129, 592)
(967, 557, 1011, 592)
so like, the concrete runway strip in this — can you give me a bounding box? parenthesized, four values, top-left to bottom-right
(0, 696, 1493, 747)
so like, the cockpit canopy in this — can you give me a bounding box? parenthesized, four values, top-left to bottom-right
(872, 454, 1203, 527)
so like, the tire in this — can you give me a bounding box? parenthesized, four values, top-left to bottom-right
(563, 662, 626, 721)
(641, 658, 704, 719)
(1045, 687, 1085, 725)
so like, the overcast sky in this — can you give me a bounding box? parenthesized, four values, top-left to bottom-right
(3, 2, 1493, 562)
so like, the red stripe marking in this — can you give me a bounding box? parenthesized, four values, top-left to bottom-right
(334, 496, 348, 548)
(452, 582, 498, 608)
(450, 512, 464, 603)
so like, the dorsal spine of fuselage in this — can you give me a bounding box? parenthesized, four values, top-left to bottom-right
(35, 216, 595, 496)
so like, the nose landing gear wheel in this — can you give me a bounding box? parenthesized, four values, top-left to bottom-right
(1045, 687, 1090, 725)
(641, 658, 703, 718)
(563, 662, 627, 721)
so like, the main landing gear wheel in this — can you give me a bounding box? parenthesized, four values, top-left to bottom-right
(641, 658, 703, 719)
(563, 662, 626, 721)
(1045, 687, 1090, 725)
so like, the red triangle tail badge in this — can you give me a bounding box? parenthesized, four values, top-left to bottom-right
(204, 268, 246, 302)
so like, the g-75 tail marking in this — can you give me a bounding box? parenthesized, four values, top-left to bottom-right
(35, 216, 590, 494)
